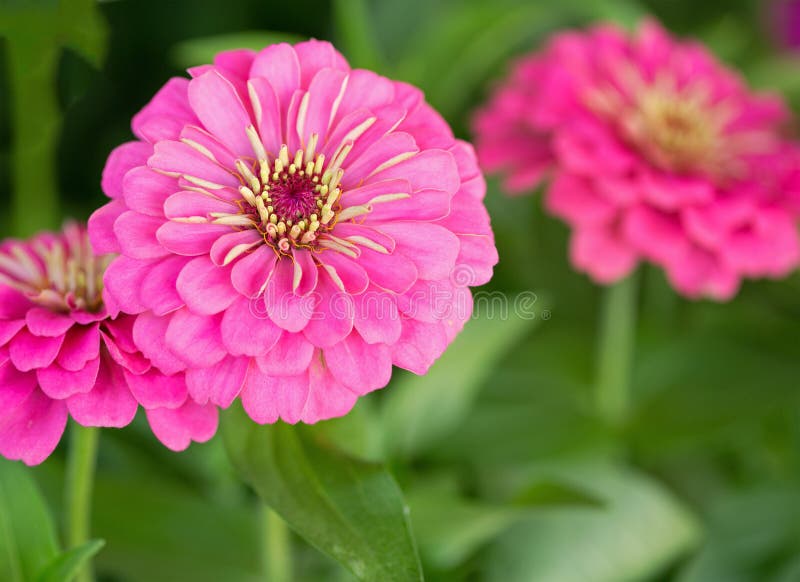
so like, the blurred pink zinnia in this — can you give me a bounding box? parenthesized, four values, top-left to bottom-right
(474, 20, 800, 300)
(0, 223, 217, 465)
(89, 40, 497, 424)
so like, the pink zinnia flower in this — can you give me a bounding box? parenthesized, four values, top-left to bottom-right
(0, 223, 217, 465)
(89, 40, 497, 424)
(474, 20, 800, 300)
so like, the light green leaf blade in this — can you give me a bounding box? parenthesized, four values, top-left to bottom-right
(36, 540, 104, 582)
(223, 406, 424, 582)
(381, 299, 545, 458)
(410, 478, 601, 570)
(484, 464, 700, 582)
(0, 459, 60, 582)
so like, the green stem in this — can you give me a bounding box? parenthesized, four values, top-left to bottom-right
(65, 424, 99, 582)
(595, 272, 639, 427)
(263, 507, 292, 582)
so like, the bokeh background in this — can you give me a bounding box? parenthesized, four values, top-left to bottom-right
(3, 0, 800, 580)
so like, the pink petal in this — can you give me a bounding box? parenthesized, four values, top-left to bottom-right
(324, 333, 392, 395)
(392, 318, 448, 375)
(355, 247, 418, 294)
(149, 140, 239, 188)
(0, 389, 67, 466)
(0, 287, 30, 319)
(176, 256, 238, 316)
(102, 256, 150, 316)
(292, 249, 319, 296)
(132, 311, 186, 376)
(67, 359, 138, 428)
(231, 246, 278, 297)
(256, 331, 314, 376)
(332, 69, 395, 125)
(353, 288, 402, 345)
(294, 40, 349, 86)
(123, 166, 178, 217)
(220, 296, 281, 357)
(302, 272, 354, 348)
(146, 399, 219, 451)
(88, 201, 126, 255)
(57, 324, 101, 371)
(317, 251, 369, 295)
(300, 357, 358, 423)
(37, 357, 100, 400)
(379, 223, 460, 281)
(210, 230, 262, 266)
(623, 205, 690, 265)
(0, 319, 25, 346)
(341, 132, 419, 188)
(101, 330, 150, 375)
(545, 172, 616, 227)
(299, 68, 349, 144)
(163, 190, 234, 222)
(156, 221, 231, 256)
(241, 364, 309, 424)
(132, 77, 195, 142)
(248, 77, 283, 156)
(264, 259, 314, 332)
(124, 369, 187, 410)
(9, 329, 65, 372)
(102, 141, 152, 199)
(250, 43, 301, 114)
(188, 70, 254, 157)
(0, 358, 37, 410)
(185, 355, 249, 407)
(25, 307, 74, 337)
(369, 149, 460, 196)
(114, 211, 169, 260)
(139, 255, 189, 316)
(165, 309, 226, 368)
(570, 227, 638, 284)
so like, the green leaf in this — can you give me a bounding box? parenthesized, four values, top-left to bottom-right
(36, 540, 105, 582)
(0, 459, 60, 582)
(381, 301, 544, 458)
(171, 31, 307, 68)
(409, 478, 601, 570)
(483, 464, 700, 582)
(678, 487, 800, 582)
(222, 405, 424, 582)
(332, 0, 383, 70)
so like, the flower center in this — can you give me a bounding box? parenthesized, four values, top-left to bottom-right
(0, 224, 108, 313)
(626, 89, 718, 174)
(233, 133, 345, 254)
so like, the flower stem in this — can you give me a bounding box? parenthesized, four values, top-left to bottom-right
(65, 423, 99, 582)
(595, 272, 639, 427)
(263, 507, 292, 582)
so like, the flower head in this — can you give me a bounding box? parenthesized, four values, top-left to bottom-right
(0, 223, 216, 465)
(474, 19, 800, 299)
(90, 40, 498, 425)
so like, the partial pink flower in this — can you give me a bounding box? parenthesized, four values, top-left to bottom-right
(474, 19, 800, 300)
(89, 40, 498, 425)
(0, 223, 216, 465)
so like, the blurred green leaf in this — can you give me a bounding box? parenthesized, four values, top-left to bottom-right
(409, 478, 601, 570)
(0, 459, 59, 582)
(381, 302, 544, 458)
(171, 31, 307, 68)
(678, 487, 800, 582)
(36, 540, 104, 582)
(222, 405, 423, 582)
(91, 472, 260, 582)
(484, 463, 700, 582)
(332, 0, 383, 70)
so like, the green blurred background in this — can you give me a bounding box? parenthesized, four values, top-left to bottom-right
(3, 0, 800, 580)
